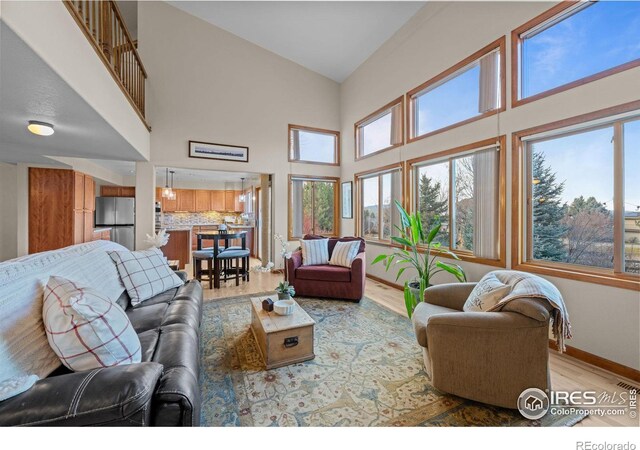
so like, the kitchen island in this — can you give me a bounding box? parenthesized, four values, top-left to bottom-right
(161, 228, 191, 269)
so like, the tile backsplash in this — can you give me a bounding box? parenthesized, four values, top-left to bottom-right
(162, 211, 241, 226)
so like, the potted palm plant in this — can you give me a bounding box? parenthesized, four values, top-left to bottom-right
(372, 200, 466, 318)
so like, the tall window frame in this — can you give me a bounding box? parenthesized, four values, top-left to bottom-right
(288, 124, 340, 166)
(511, 1, 640, 108)
(355, 163, 404, 245)
(355, 97, 404, 160)
(407, 136, 507, 267)
(288, 174, 340, 240)
(407, 37, 506, 143)
(512, 101, 640, 291)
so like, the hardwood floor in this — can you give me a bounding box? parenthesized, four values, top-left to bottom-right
(189, 265, 638, 426)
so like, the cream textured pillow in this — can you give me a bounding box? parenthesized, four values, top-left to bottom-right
(329, 240, 360, 268)
(0, 374, 38, 402)
(109, 248, 183, 305)
(43, 276, 141, 372)
(463, 273, 512, 312)
(300, 239, 330, 266)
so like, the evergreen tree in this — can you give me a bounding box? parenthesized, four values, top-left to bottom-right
(417, 173, 449, 244)
(532, 151, 568, 261)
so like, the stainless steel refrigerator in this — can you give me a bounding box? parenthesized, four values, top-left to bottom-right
(95, 197, 135, 250)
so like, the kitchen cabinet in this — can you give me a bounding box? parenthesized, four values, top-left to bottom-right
(210, 190, 224, 211)
(162, 193, 177, 212)
(224, 191, 236, 212)
(29, 168, 96, 254)
(100, 186, 135, 197)
(195, 190, 211, 212)
(176, 189, 195, 212)
(158, 188, 250, 213)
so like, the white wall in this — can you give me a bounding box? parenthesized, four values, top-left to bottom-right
(138, 1, 341, 264)
(0, 163, 18, 261)
(339, 1, 640, 370)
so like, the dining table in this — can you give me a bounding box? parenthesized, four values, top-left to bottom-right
(196, 231, 247, 289)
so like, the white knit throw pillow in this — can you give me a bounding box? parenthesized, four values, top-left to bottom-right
(329, 240, 360, 268)
(109, 248, 183, 306)
(43, 276, 141, 372)
(300, 239, 330, 266)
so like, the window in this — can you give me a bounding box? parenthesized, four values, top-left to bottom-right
(289, 125, 340, 165)
(513, 105, 640, 289)
(355, 97, 404, 159)
(513, 1, 640, 105)
(409, 137, 505, 264)
(289, 175, 339, 239)
(357, 166, 403, 243)
(408, 38, 504, 141)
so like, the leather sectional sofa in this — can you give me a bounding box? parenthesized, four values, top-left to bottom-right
(0, 242, 203, 427)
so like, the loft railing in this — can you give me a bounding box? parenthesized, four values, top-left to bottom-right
(63, 0, 149, 129)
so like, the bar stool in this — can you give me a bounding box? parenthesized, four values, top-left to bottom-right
(215, 249, 250, 287)
(192, 249, 214, 289)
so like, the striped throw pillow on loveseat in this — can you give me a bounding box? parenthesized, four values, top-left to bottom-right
(300, 238, 330, 266)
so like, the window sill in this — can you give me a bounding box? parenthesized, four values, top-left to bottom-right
(513, 261, 640, 291)
(416, 246, 506, 268)
(355, 142, 404, 162)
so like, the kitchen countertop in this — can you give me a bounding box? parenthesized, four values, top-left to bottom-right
(93, 227, 112, 232)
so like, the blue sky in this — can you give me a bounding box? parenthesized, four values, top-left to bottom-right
(522, 1, 640, 97)
(532, 120, 639, 212)
(416, 65, 481, 134)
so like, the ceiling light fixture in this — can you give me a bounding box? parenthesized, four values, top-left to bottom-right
(162, 168, 172, 198)
(239, 177, 246, 203)
(27, 120, 54, 136)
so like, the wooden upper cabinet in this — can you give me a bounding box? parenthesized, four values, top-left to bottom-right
(235, 190, 245, 212)
(195, 190, 211, 212)
(84, 175, 95, 211)
(101, 185, 120, 196)
(224, 191, 236, 211)
(120, 186, 135, 197)
(176, 189, 195, 212)
(163, 194, 177, 212)
(210, 190, 225, 211)
(100, 186, 135, 197)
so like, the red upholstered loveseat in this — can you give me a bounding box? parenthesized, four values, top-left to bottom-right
(285, 235, 366, 301)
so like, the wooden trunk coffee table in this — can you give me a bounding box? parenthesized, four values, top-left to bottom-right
(250, 295, 315, 369)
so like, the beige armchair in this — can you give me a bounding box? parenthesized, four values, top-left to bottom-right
(412, 282, 552, 409)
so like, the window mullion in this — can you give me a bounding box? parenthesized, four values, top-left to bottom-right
(378, 175, 383, 241)
(613, 122, 625, 273)
(449, 160, 454, 250)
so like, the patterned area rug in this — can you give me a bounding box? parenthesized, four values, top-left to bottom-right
(199, 294, 587, 427)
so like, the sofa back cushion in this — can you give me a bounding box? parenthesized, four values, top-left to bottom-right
(43, 276, 141, 371)
(302, 235, 365, 258)
(109, 248, 184, 306)
(0, 241, 128, 385)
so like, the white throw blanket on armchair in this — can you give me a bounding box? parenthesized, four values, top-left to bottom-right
(487, 270, 573, 351)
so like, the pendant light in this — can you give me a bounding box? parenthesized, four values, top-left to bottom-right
(239, 177, 246, 203)
(168, 171, 177, 200)
(162, 168, 172, 198)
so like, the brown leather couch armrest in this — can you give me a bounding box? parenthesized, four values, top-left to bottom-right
(0, 362, 163, 427)
(424, 282, 477, 311)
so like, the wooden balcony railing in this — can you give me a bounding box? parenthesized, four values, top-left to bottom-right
(63, 0, 150, 129)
